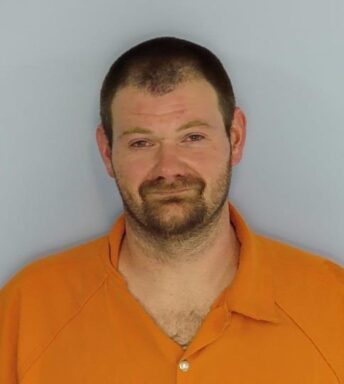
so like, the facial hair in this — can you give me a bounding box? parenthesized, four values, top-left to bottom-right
(110, 154, 232, 243)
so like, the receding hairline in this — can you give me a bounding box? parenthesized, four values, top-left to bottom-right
(100, 40, 236, 147)
(117, 63, 204, 96)
(109, 75, 225, 133)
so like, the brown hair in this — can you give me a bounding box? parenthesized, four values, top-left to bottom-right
(100, 36, 236, 147)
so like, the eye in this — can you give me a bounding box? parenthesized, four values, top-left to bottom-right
(184, 134, 205, 142)
(129, 140, 152, 148)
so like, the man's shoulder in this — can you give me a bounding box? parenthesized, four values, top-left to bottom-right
(255, 233, 344, 293)
(1, 234, 109, 299)
(255, 234, 343, 367)
(255, 233, 343, 377)
(0, 235, 111, 379)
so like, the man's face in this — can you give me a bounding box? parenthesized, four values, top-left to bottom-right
(107, 79, 234, 238)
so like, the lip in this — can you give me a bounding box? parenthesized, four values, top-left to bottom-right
(150, 188, 192, 195)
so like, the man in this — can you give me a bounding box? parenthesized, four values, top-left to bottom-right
(0, 36, 343, 383)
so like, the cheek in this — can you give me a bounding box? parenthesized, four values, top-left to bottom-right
(113, 154, 149, 187)
(188, 146, 230, 175)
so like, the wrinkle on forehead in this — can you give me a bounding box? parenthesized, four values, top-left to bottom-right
(111, 79, 222, 129)
(130, 109, 187, 117)
(120, 83, 214, 107)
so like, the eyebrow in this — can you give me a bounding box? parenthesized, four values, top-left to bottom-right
(119, 120, 211, 138)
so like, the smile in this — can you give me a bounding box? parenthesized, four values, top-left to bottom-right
(150, 189, 192, 195)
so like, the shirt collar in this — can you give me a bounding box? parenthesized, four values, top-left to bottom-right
(106, 200, 280, 324)
(226, 202, 280, 323)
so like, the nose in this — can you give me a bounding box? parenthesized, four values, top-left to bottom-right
(151, 143, 187, 183)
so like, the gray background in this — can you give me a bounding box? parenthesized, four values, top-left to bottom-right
(1, 0, 343, 286)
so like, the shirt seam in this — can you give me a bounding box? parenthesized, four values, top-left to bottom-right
(275, 301, 341, 383)
(19, 271, 110, 383)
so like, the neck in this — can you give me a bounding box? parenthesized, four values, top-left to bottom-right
(118, 202, 240, 296)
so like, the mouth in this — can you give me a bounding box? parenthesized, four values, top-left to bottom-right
(149, 188, 192, 195)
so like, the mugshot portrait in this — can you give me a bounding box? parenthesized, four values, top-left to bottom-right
(0, 0, 343, 383)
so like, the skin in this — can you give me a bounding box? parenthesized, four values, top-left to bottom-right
(96, 78, 247, 310)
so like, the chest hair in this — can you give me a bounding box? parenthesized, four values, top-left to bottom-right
(139, 301, 212, 350)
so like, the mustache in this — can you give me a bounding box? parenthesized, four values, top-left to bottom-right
(139, 176, 205, 197)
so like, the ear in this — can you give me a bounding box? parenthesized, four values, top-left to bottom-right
(96, 124, 115, 178)
(230, 107, 247, 167)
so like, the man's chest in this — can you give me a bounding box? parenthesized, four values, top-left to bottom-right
(128, 286, 213, 349)
(145, 305, 211, 349)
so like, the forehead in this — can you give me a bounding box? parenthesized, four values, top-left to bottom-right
(110, 78, 222, 126)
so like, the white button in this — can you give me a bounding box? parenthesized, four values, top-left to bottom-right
(179, 360, 190, 372)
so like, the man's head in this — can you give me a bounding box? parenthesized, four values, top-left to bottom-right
(96, 36, 246, 240)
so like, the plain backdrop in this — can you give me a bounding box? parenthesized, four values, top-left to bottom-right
(1, 0, 343, 286)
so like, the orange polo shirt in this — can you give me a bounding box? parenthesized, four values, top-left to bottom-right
(1, 201, 343, 383)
